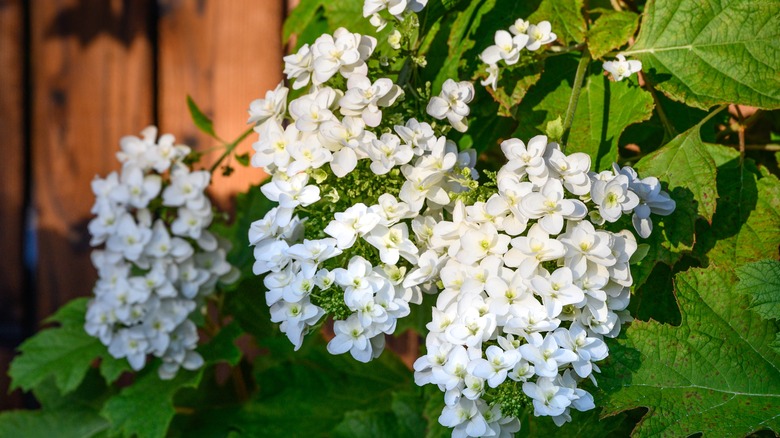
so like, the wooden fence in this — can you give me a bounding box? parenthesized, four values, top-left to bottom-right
(0, 0, 287, 409)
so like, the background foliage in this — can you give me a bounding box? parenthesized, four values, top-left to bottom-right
(3, 0, 780, 436)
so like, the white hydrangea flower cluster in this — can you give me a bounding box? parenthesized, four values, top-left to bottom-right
(248, 24, 478, 361)
(411, 135, 675, 436)
(479, 18, 557, 89)
(85, 126, 238, 379)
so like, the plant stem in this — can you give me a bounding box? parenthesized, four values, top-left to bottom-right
(209, 126, 256, 173)
(734, 105, 746, 163)
(699, 104, 728, 126)
(561, 48, 592, 149)
(639, 72, 677, 141)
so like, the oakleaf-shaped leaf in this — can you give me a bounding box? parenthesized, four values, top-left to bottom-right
(636, 119, 718, 222)
(528, 0, 586, 44)
(587, 10, 639, 59)
(623, 0, 780, 110)
(9, 298, 130, 394)
(695, 162, 780, 269)
(736, 259, 780, 321)
(514, 55, 654, 171)
(101, 367, 203, 438)
(602, 266, 780, 437)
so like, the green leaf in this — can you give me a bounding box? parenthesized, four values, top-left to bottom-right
(528, 0, 586, 44)
(514, 55, 654, 170)
(0, 370, 114, 438)
(101, 367, 203, 438)
(283, 0, 324, 43)
(735, 259, 780, 321)
(234, 152, 250, 167)
(187, 95, 217, 138)
(602, 266, 780, 437)
(696, 162, 780, 269)
(323, 1, 376, 36)
(516, 406, 638, 437)
(636, 119, 719, 222)
(199, 322, 244, 366)
(0, 409, 108, 438)
(486, 61, 545, 117)
(623, 0, 780, 110)
(9, 298, 119, 394)
(587, 10, 639, 59)
(331, 391, 427, 438)
(230, 336, 416, 437)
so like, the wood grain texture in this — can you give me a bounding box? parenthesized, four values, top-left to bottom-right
(0, 0, 27, 411)
(0, 0, 25, 335)
(158, 0, 283, 210)
(30, 0, 154, 322)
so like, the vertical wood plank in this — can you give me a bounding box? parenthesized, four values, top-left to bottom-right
(0, 0, 25, 336)
(158, 0, 284, 209)
(31, 0, 154, 322)
(0, 0, 28, 410)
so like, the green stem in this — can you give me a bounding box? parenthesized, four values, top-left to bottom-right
(699, 104, 728, 126)
(561, 48, 592, 149)
(209, 125, 256, 173)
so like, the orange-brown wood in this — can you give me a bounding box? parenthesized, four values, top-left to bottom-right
(158, 0, 284, 210)
(30, 0, 154, 322)
(1, 0, 27, 410)
(0, 0, 25, 332)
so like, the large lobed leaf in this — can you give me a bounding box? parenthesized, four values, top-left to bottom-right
(735, 259, 780, 322)
(514, 55, 654, 171)
(9, 298, 131, 395)
(587, 9, 639, 60)
(624, 0, 780, 110)
(602, 266, 780, 437)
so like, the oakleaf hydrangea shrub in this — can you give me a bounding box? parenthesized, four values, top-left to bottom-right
(85, 127, 238, 379)
(246, 1, 673, 435)
(8, 0, 779, 437)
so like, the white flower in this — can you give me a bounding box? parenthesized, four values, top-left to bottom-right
(426, 79, 475, 133)
(518, 333, 577, 378)
(471, 345, 521, 388)
(554, 322, 608, 378)
(388, 30, 402, 50)
(504, 223, 566, 277)
(328, 314, 374, 362)
(283, 43, 313, 90)
(311, 28, 376, 84)
(110, 165, 162, 209)
(364, 223, 419, 265)
(480, 64, 499, 90)
(501, 136, 550, 185)
(522, 377, 575, 417)
(364, 0, 407, 17)
(395, 118, 435, 155)
(247, 81, 288, 125)
(106, 214, 152, 261)
(288, 87, 338, 132)
(261, 173, 321, 227)
(531, 267, 585, 318)
(286, 139, 332, 176)
(480, 30, 529, 66)
(367, 133, 414, 174)
(603, 54, 642, 81)
(339, 75, 403, 127)
(590, 174, 639, 222)
(457, 222, 510, 265)
(438, 399, 489, 438)
(369, 13, 388, 31)
(520, 179, 587, 235)
(509, 18, 530, 35)
(525, 21, 557, 51)
(324, 203, 382, 248)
